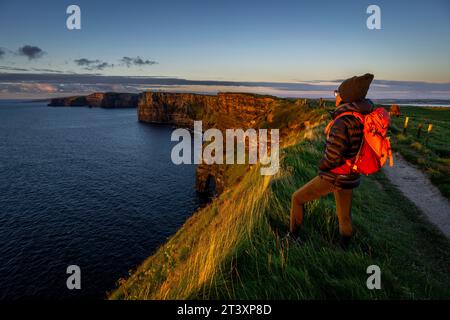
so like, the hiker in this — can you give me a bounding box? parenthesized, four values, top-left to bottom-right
(290, 73, 378, 248)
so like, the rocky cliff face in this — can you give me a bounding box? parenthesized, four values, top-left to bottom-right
(87, 92, 139, 108)
(48, 96, 88, 106)
(138, 92, 216, 127)
(138, 92, 276, 128)
(48, 92, 139, 108)
(138, 92, 282, 195)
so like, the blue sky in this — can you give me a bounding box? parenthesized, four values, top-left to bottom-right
(1, 0, 450, 98)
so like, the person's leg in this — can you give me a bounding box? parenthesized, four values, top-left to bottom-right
(334, 188, 353, 246)
(290, 176, 335, 235)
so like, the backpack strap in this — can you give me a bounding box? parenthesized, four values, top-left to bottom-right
(324, 111, 364, 138)
(334, 111, 364, 123)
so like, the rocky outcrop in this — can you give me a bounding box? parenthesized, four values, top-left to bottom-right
(138, 92, 276, 129)
(138, 92, 281, 195)
(86, 92, 139, 108)
(138, 92, 216, 127)
(48, 96, 88, 106)
(48, 92, 139, 108)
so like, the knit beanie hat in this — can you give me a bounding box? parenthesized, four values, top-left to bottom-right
(337, 73, 374, 103)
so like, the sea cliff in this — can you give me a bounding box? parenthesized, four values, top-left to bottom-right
(137, 92, 310, 194)
(137, 92, 276, 128)
(48, 92, 139, 108)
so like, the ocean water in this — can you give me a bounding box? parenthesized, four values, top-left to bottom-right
(0, 102, 205, 299)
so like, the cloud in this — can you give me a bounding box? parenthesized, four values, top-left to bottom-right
(74, 56, 157, 70)
(0, 65, 29, 72)
(30, 68, 64, 73)
(0, 65, 70, 73)
(18, 45, 45, 60)
(0, 48, 5, 59)
(120, 56, 158, 67)
(74, 58, 113, 70)
(74, 58, 101, 66)
(92, 62, 114, 70)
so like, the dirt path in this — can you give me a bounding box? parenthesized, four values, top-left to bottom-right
(383, 153, 450, 238)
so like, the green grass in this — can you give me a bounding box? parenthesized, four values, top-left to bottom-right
(389, 106, 450, 200)
(110, 123, 450, 300)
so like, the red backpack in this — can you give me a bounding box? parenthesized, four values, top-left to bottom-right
(324, 107, 393, 175)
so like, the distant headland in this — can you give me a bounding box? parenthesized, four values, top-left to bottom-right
(48, 92, 139, 108)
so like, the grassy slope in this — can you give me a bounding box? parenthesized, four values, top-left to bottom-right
(110, 106, 450, 300)
(390, 106, 450, 200)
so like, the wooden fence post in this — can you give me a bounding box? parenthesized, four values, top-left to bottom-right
(417, 123, 423, 138)
(403, 116, 409, 135)
(425, 124, 433, 146)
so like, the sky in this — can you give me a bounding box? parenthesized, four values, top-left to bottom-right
(0, 0, 450, 99)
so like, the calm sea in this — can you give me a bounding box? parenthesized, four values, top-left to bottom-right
(0, 101, 205, 299)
